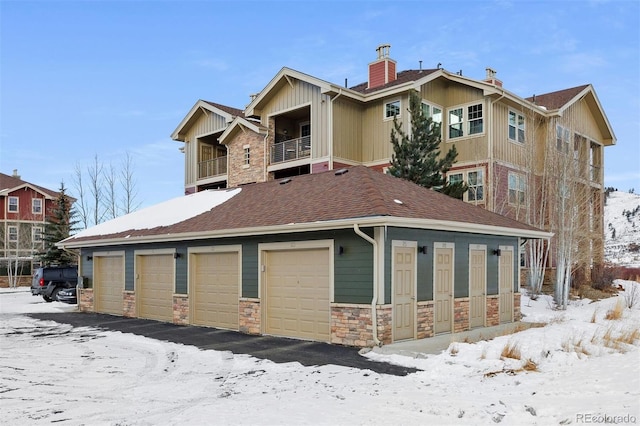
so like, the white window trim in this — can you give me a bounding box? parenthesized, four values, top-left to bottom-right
(8, 196, 19, 213)
(243, 144, 251, 168)
(8, 225, 18, 242)
(32, 226, 43, 242)
(384, 99, 401, 121)
(508, 172, 527, 206)
(447, 168, 485, 203)
(32, 198, 43, 215)
(446, 101, 485, 141)
(508, 110, 526, 144)
(421, 100, 443, 136)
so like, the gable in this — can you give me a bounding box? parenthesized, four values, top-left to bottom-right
(171, 100, 240, 141)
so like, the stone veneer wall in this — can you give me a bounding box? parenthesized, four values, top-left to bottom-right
(453, 298, 470, 333)
(79, 288, 94, 312)
(331, 304, 372, 346)
(123, 291, 135, 317)
(239, 298, 261, 334)
(486, 295, 500, 326)
(173, 295, 189, 325)
(513, 292, 521, 322)
(227, 130, 267, 187)
(417, 301, 434, 339)
(376, 305, 392, 345)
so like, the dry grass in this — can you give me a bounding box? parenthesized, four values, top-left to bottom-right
(522, 359, 538, 371)
(500, 341, 522, 360)
(590, 308, 598, 323)
(575, 285, 618, 301)
(448, 343, 459, 356)
(602, 325, 640, 351)
(605, 298, 625, 320)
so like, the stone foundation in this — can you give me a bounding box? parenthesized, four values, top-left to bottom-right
(376, 305, 393, 345)
(486, 295, 500, 327)
(173, 295, 189, 325)
(123, 291, 135, 317)
(79, 288, 94, 312)
(513, 292, 521, 321)
(331, 304, 373, 346)
(239, 298, 261, 334)
(417, 301, 434, 339)
(453, 298, 470, 333)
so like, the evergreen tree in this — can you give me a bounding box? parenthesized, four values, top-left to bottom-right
(388, 91, 468, 198)
(39, 182, 79, 265)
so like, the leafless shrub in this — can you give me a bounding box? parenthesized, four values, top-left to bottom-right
(522, 359, 538, 371)
(623, 284, 640, 309)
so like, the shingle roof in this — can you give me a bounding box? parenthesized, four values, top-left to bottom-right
(349, 69, 439, 94)
(202, 100, 245, 117)
(63, 166, 545, 246)
(525, 85, 589, 110)
(0, 172, 60, 198)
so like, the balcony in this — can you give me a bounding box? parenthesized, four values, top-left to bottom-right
(270, 136, 311, 164)
(198, 156, 227, 179)
(590, 165, 601, 182)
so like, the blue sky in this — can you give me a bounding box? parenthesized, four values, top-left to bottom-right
(1, 0, 639, 210)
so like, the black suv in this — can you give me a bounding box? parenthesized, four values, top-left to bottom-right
(31, 266, 78, 303)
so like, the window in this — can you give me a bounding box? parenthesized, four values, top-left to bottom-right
(556, 125, 570, 153)
(32, 198, 42, 214)
(508, 173, 526, 205)
(243, 146, 250, 166)
(447, 102, 484, 139)
(447, 168, 484, 202)
(421, 101, 443, 132)
(33, 226, 43, 242)
(508, 111, 525, 143)
(8, 196, 18, 212)
(385, 100, 400, 119)
(467, 170, 484, 201)
(8, 226, 18, 242)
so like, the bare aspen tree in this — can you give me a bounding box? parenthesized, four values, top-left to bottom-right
(87, 154, 105, 226)
(120, 151, 140, 214)
(104, 162, 118, 220)
(73, 163, 90, 229)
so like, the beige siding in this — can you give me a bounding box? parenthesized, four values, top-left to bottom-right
(333, 98, 363, 162)
(559, 100, 604, 142)
(419, 79, 448, 106)
(182, 111, 229, 188)
(260, 80, 330, 158)
(361, 94, 409, 163)
(492, 102, 527, 166)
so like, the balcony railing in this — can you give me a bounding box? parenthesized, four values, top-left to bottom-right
(198, 156, 227, 179)
(270, 136, 311, 164)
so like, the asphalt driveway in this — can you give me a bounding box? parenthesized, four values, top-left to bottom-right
(27, 311, 418, 376)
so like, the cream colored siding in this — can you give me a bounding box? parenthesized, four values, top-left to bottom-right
(183, 111, 229, 187)
(419, 79, 448, 106)
(559, 100, 604, 142)
(333, 98, 363, 162)
(492, 102, 527, 165)
(261, 79, 330, 159)
(361, 94, 409, 163)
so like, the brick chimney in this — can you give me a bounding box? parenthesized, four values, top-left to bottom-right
(484, 67, 503, 87)
(368, 44, 397, 89)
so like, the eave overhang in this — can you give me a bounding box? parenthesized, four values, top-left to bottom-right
(171, 100, 235, 141)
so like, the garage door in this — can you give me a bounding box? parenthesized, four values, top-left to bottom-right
(94, 255, 124, 315)
(137, 254, 174, 322)
(264, 248, 330, 342)
(191, 252, 239, 330)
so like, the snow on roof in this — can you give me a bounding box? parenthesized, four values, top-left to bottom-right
(69, 188, 241, 240)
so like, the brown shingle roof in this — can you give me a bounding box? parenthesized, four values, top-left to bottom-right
(64, 166, 544, 246)
(525, 84, 589, 110)
(202, 100, 244, 117)
(349, 69, 439, 94)
(0, 172, 60, 199)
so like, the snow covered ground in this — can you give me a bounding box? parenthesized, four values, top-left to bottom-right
(1, 284, 639, 425)
(605, 190, 640, 267)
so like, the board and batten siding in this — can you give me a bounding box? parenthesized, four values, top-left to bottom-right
(384, 228, 519, 303)
(361, 94, 409, 163)
(332, 98, 364, 163)
(260, 79, 331, 159)
(492, 102, 528, 166)
(558, 99, 605, 143)
(182, 110, 229, 187)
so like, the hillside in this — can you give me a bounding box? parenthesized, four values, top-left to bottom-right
(605, 189, 640, 267)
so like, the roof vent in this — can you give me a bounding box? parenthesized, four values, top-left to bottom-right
(393, 199, 403, 205)
(279, 178, 292, 185)
(334, 168, 349, 176)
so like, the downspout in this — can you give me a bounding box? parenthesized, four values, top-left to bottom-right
(488, 92, 506, 212)
(329, 89, 343, 170)
(354, 223, 381, 347)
